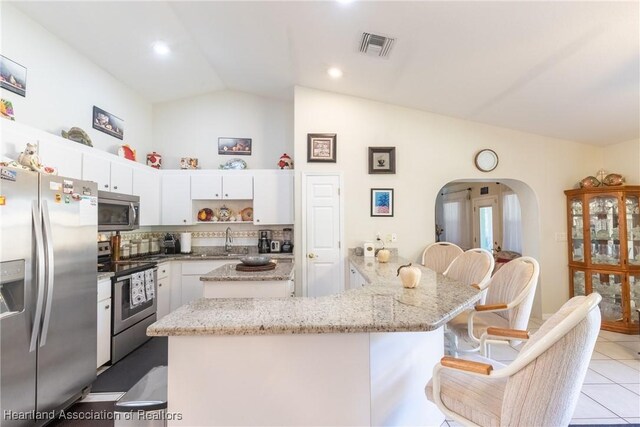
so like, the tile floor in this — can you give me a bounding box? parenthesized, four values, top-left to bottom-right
(441, 318, 640, 426)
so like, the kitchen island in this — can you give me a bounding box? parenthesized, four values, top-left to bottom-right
(199, 261, 294, 298)
(148, 255, 480, 426)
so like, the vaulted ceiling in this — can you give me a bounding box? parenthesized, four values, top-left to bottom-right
(9, 1, 640, 145)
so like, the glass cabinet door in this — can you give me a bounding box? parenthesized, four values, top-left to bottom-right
(630, 274, 639, 325)
(592, 272, 623, 322)
(626, 195, 640, 267)
(569, 198, 585, 263)
(588, 195, 621, 266)
(572, 270, 586, 296)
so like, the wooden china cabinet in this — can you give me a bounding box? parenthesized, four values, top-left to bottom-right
(565, 186, 640, 334)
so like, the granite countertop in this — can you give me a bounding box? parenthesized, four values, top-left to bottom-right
(147, 254, 480, 337)
(200, 262, 294, 282)
(97, 272, 114, 281)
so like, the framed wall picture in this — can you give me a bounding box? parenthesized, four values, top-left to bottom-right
(0, 55, 27, 97)
(218, 137, 252, 155)
(371, 188, 394, 217)
(368, 147, 396, 174)
(92, 106, 124, 140)
(307, 133, 337, 162)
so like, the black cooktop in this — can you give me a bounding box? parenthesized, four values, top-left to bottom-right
(97, 261, 157, 277)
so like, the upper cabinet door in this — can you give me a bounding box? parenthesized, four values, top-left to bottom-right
(82, 153, 111, 191)
(161, 174, 192, 225)
(132, 168, 161, 226)
(38, 139, 82, 179)
(222, 175, 253, 200)
(625, 193, 640, 269)
(253, 172, 293, 225)
(110, 162, 133, 195)
(191, 173, 222, 200)
(586, 193, 622, 268)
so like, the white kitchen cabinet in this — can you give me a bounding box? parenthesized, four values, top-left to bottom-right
(133, 167, 161, 226)
(156, 262, 171, 320)
(191, 173, 223, 200)
(82, 153, 111, 191)
(190, 173, 252, 200)
(97, 278, 112, 368)
(38, 138, 82, 179)
(161, 174, 192, 225)
(348, 263, 367, 289)
(203, 280, 294, 298)
(180, 261, 230, 305)
(170, 262, 183, 312)
(253, 171, 293, 225)
(110, 162, 133, 194)
(222, 175, 253, 200)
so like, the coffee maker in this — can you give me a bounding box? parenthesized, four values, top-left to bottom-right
(258, 230, 272, 254)
(281, 228, 293, 253)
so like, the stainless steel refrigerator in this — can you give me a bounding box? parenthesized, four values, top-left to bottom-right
(0, 168, 98, 426)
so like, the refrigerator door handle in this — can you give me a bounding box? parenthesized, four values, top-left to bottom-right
(29, 201, 46, 352)
(39, 200, 55, 347)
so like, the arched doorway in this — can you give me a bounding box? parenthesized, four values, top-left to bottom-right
(434, 179, 542, 317)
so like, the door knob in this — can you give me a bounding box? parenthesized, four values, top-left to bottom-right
(308, 253, 316, 259)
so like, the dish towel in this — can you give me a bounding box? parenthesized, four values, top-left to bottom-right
(144, 269, 155, 300)
(130, 272, 147, 308)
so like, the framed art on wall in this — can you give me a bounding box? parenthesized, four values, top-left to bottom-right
(93, 106, 124, 140)
(368, 147, 396, 174)
(371, 188, 394, 217)
(0, 55, 27, 97)
(307, 133, 337, 162)
(219, 137, 252, 155)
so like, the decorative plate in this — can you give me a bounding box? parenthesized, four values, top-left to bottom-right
(118, 144, 136, 161)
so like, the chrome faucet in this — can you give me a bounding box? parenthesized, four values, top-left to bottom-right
(225, 227, 233, 252)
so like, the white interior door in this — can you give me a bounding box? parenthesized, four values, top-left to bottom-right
(472, 196, 499, 251)
(304, 174, 343, 297)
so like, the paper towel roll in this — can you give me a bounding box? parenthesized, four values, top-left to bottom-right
(180, 232, 192, 253)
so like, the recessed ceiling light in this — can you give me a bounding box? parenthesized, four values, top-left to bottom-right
(327, 67, 343, 79)
(152, 41, 171, 56)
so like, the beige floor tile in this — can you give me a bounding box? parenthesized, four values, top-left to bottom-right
(592, 350, 613, 360)
(621, 383, 640, 396)
(569, 418, 628, 424)
(589, 360, 640, 384)
(581, 384, 640, 418)
(595, 342, 640, 360)
(617, 340, 640, 353)
(584, 369, 615, 384)
(620, 360, 640, 371)
(573, 393, 619, 419)
(599, 330, 640, 342)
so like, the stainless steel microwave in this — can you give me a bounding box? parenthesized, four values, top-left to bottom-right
(98, 191, 140, 231)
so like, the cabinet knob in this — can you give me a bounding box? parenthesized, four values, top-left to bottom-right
(159, 284, 162, 287)
(183, 219, 187, 223)
(256, 219, 260, 222)
(216, 194, 219, 197)
(114, 186, 118, 190)
(225, 194, 229, 197)
(105, 305, 110, 310)
(104, 184, 108, 188)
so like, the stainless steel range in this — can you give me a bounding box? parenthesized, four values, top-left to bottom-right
(98, 242, 157, 363)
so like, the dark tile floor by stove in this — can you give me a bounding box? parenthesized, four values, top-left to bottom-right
(48, 337, 167, 427)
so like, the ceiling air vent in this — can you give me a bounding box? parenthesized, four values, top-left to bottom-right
(359, 32, 395, 58)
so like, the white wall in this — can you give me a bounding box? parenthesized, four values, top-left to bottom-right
(294, 86, 601, 316)
(152, 90, 293, 170)
(600, 138, 640, 184)
(0, 4, 153, 158)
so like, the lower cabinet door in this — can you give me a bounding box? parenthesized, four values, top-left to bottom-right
(97, 298, 111, 368)
(157, 276, 171, 320)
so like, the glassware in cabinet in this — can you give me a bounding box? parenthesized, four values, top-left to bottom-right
(588, 195, 620, 267)
(569, 198, 585, 263)
(591, 271, 623, 323)
(626, 195, 640, 267)
(571, 269, 586, 296)
(630, 274, 639, 324)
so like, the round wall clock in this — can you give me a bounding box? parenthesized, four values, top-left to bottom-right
(474, 149, 499, 172)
